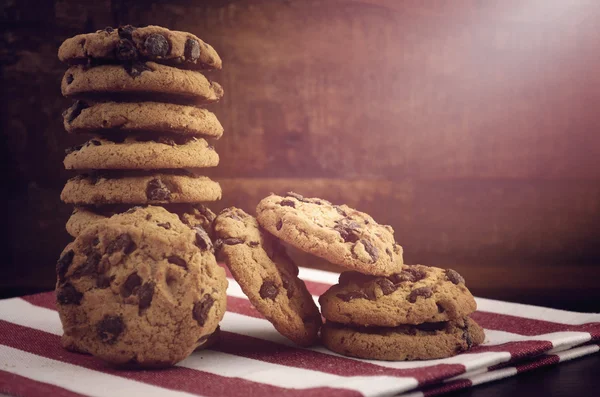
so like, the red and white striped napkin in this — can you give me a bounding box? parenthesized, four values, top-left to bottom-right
(1, 265, 599, 397)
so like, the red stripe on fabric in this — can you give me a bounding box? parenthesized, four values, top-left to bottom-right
(0, 369, 86, 397)
(0, 321, 359, 397)
(421, 379, 472, 397)
(469, 340, 553, 361)
(21, 293, 467, 385)
(471, 311, 600, 338)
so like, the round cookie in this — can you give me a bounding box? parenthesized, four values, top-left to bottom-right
(63, 101, 223, 139)
(61, 171, 222, 205)
(64, 136, 219, 170)
(213, 207, 321, 346)
(321, 317, 485, 361)
(55, 206, 227, 367)
(58, 25, 222, 70)
(319, 265, 476, 326)
(62, 62, 223, 104)
(256, 192, 404, 276)
(66, 204, 216, 238)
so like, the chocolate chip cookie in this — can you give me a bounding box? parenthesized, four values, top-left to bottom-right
(58, 25, 221, 70)
(55, 206, 227, 367)
(214, 207, 322, 346)
(66, 204, 216, 238)
(62, 62, 223, 104)
(61, 171, 222, 205)
(63, 101, 223, 139)
(64, 136, 218, 170)
(256, 192, 404, 276)
(321, 317, 485, 361)
(319, 265, 476, 326)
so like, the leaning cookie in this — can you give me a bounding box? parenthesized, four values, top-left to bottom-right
(256, 192, 403, 276)
(63, 101, 223, 139)
(55, 206, 227, 367)
(321, 317, 485, 361)
(66, 204, 216, 238)
(58, 25, 222, 70)
(214, 207, 322, 346)
(64, 136, 218, 170)
(61, 171, 222, 205)
(319, 265, 476, 326)
(62, 62, 223, 104)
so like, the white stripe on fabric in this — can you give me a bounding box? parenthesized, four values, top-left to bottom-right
(0, 345, 200, 397)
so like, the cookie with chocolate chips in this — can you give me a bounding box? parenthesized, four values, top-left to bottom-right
(61, 171, 221, 205)
(63, 101, 223, 139)
(66, 204, 216, 238)
(321, 317, 485, 361)
(214, 207, 321, 346)
(63, 136, 218, 170)
(56, 206, 227, 367)
(256, 192, 404, 276)
(58, 25, 222, 70)
(319, 265, 476, 326)
(61, 62, 223, 105)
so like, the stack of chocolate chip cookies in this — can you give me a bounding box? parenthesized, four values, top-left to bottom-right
(58, 25, 225, 235)
(216, 192, 484, 360)
(54, 25, 229, 367)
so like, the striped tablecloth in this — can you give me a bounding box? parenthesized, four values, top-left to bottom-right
(1, 266, 599, 397)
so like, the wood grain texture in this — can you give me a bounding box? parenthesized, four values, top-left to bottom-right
(1, 0, 600, 308)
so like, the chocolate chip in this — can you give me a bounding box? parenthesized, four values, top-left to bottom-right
(66, 74, 74, 84)
(334, 219, 361, 243)
(463, 325, 473, 349)
(361, 239, 378, 263)
(144, 33, 169, 57)
(249, 241, 259, 247)
(446, 269, 465, 285)
(124, 61, 152, 78)
(376, 278, 397, 295)
(157, 222, 171, 229)
(57, 283, 83, 305)
(138, 282, 155, 311)
(385, 248, 393, 260)
(103, 26, 114, 33)
(146, 178, 171, 201)
(280, 199, 295, 208)
(336, 291, 370, 302)
(56, 249, 74, 284)
(334, 206, 347, 217)
(259, 280, 279, 300)
(96, 274, 113, 289)
(408, 286, 433, 303)
(92, 237, 100, 246)
(106, 233, 136, 255)
(121, 273, 142, 297)
(193, 294, 215, 326)
(389, 267, 427, 284)
(168, 255, 187, 269)
(276, 220, 283, 230)
(97, 315, 125, 344)
(73, 251, 100, 278)
(184, 38, 200, 60)
(286, 192, 304, 201)
(145, 214, 152, 220)
(222, 237, 244, 245)
(117, 25, 136, 40)
(193, 204, 216, 223)
(115, 39, 138, 61)
(89, 139, 101, 146)
(194, 226, 213, 251)
(65, 100, 89, 123)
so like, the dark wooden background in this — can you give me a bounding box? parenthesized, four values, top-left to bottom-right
(1, 0, 599, 311)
